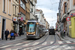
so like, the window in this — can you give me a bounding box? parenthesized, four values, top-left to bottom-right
(25, 0, 28, 2)
(64, 2, 67, 13)
(15, 0, 19, 3)
(3, 0, 5, 11)
(73, 0, 75, 5)
(20, 0, 25, 10)
(21, 13, 25, 20)
(30, 8, 33, 13)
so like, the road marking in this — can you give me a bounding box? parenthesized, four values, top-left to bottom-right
(33, 42, 39, 45)
(61, 45, 67, 47)
(65, 46, 72, 49)
(5, 48, 11, 50)
(31, 46, 41, 50)
(15, 43, 22, 45)
(22, 43, 30, 46)
(23, 48, 30, 50)
(66, 41, 71, 43)
(42, 42, 47, 45)
(58, 41, 63, 44)
(50, 41, 53, 44)
(0, 45, 11, 48)
(54, 48, 62, 50)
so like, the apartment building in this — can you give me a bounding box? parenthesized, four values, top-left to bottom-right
(56, 13, 60, 31)
(26, 0, 30, 20)
(19, 0, 27, 35)
(13, 0, 19, 35)
(59, 0, 75, 38)
(0, 0, 14, 40)
(35, 9, 46, 27)
(30, 0, 37, 19)
(46, 21, 49, 29)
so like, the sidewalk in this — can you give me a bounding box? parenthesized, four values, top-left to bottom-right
(63, 35, 75, 41)
(0, 34, 26, 45)
(56, 31, 75, 41)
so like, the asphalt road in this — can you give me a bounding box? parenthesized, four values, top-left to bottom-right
(0, 33, 75, 50)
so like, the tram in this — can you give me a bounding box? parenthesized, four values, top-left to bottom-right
(25, 19, 46, 39)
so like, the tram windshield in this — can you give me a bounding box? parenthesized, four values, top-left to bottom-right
(27, 22, 36, 32)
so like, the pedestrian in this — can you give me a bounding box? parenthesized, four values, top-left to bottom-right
(5, 29, 9, 40)
(64, 29, 65, 37)
(10, 30, 15, 40)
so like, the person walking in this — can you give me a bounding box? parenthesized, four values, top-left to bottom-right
(5, 29, 9, 40)
(64, 29, 65, 37)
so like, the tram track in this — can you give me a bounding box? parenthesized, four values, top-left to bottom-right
(35, 35, 56, 50)
(17, 34, 50, 50)
(0, 33, 47, 47)
(0, 33, 48, 49)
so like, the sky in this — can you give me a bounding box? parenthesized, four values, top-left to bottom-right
(36, 0, 59, 28)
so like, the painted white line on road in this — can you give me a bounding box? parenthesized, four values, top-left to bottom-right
(65, 46, 72, 49)
(61, 45, 67, 47)
(50, 41, 53, 44)
(5, 48, 11, 50)
(33, 42, 39, 45)
(48, 46, 59, 50)
(42, 42, 47, 45)
(15, 43, 22, 45)
(31, 46, 41, 50)
(58, 41, 63, 44)
(54, 48, 62, 50)
(22, 43, 30, 46)
(23, 48, 30, 50)
(55, 45, 67, 50)
(0, 45, 11, 48)
(66, 41, 71, 43)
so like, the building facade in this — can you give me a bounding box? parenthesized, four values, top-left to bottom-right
(35, 9, 47, 27)
(26, 0, 30, 20)
(46, 21, 49, 29)
(30, 0, 37, 19)
(0, 0, 14, 40)
(19, 0, 27, 35)
(13, 0, 19, 35)
(59, 0, 75, 38)
(56, 13, 60, 31)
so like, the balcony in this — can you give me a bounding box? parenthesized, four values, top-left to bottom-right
(61, 13, 68, 23)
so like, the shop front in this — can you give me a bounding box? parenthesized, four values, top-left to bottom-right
(67, 13, 75, 38)
(13, 17, 19, 35)
(18, 19, 26, 36)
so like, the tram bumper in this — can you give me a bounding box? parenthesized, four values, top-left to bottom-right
(26, 35, 36, 38)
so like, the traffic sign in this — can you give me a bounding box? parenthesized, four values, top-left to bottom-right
(66, 17, 70, 21)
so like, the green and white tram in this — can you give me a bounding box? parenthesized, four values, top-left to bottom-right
(25, 20, 46, 39)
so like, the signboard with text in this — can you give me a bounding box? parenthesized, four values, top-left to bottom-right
(66, 17, 70, 21)
(13, 17, 17, 21)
